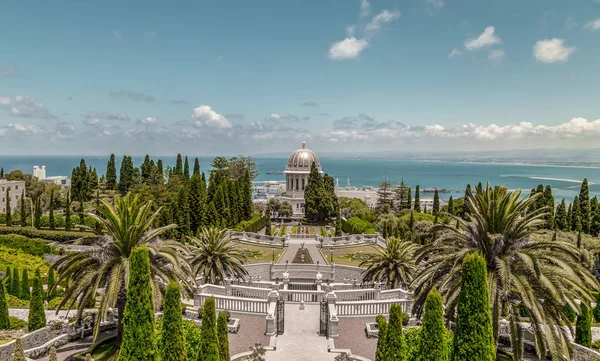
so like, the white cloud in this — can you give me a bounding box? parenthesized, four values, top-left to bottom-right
(488, 49, 505, 62)
(84, 111, 130, 121)
(533, 39, 575, 63)
(449, 48, 462, 58)
(427, 0, 444, 9)
(266, 113, 302, 123)
(464, 26, 502, 51)
(365, 10, 401, 33)
(191, 105, 232, 129)
(0, 95, 56, 119)
(328, 37, 369, 60)
(585, 18, 600, 30)
(6, 123, 42, 135)
(136, 117, 157, 125)
(360, 0, 370, 18)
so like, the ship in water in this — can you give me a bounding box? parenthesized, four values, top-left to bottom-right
(266, 170, 284, 175)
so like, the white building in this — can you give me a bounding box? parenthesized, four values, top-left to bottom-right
(279, 141, 322, 216)
(33, 165, 46, 179)
(0, 180, 25, 214)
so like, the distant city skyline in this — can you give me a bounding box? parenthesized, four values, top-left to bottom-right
(1, 0, 600, 155)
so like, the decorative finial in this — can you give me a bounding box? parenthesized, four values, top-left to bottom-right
(301, 141, 306, 149)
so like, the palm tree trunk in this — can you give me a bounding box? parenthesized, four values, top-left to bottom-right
(116, 285, 127, 346)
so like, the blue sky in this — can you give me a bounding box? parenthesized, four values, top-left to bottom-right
(1, 0, 599, 155)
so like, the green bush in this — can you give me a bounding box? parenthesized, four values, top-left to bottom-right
(155, 318, 201, 361)
(159, 282, 187, 361)
(565, 304, 577, 323)
(404, 326, 421, 361)
(417, 288, 447, 361)
(199, 298, 220, 361)
(28, 268, 46, 331)
(8, 316, 27, 330)
(342, 216, 377, 234)
(402, 312, 410, 326)
(0, 281, 9, 329)
(576, 303, 592, 347)
(0, 234, 54, 257)
(233, 214, 266, 233)
(594, 293, 600, 323)
(46, 297, 64, 310)
(6, 294, 29, 308)
(0, 246, 50, 276)
(375, 315, 387, 361)
(0, 226, 92, 243)
(217, 311, 230, 361)
(387, 304, 406, 361)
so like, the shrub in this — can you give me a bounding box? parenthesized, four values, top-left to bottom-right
(0, 234, 54, 257)
(221, 310, 231, 321)
(342, 216, 377, 234)
(155, 318, 202, 361)
(0, 281, 9, 329)
(233, 214, 266, 233)
(28, 268, 46, 331)
(565, 304, 577, 323)
(198, 306, 204, 319)
(159, 282, 187, 361)
(387, 304, 406, 361)
(0, 226, 92, 243)
(8, 316, 27, 330)
(375, 314, 387, 361)
(404, 326, 421, 361)
(20, 269, 30, 301)
(576, 303, 592, 347)
(11, 267, 20, 297)
(6, 294, 29, 308)
(594, 293, 600, 323)
(49, 346, 58, 361)
(452, 253, 495, 361)
(13, 337, 26, 361)
(417, 288, 447, 361)
(46, 297, 64, 310)
(402, 311, 410, 326)
(199, 298, 220, 361)
(0, 246, 49, 281)
(118, 246, 156, 361)
(218, 312, 230, 361)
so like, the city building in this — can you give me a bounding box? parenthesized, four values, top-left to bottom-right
(41, 176, 70, 187)
(33, 165, 46, 179)
(279, 141, 322, 216)
(0, 180, 26, 214)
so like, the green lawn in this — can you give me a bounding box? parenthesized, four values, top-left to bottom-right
(233, 242, 284, 264)
(324, 244, 383, 267)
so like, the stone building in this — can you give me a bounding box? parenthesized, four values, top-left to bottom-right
(0, 179, 26, 214)
(279, 141, 322, 216)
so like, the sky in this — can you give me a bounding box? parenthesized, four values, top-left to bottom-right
(1, 0, 600, 156)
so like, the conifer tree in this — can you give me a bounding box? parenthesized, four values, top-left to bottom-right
(48, 347, 58, 361)
(555, 199, 568, 231)
(33, 197, 42, 229)
(407, 188, 412, 212)
(156, 160, 164, 181)
(47, 268, 56, 299)
(241, 169, 253, 220)
(205, 202, 219, 227)
(580, 178, 590, 234)
(20, 191, 27, 227)
(118, 247, 156, 361)
(414, 185, 421, 212)
(65, 192, 72, 231)
(213, 184, 230, 225)
(433, 189, 440, 217)
(49, 189, 55, 229)
(160, 282, 187, 361)
(174, 154, 183, 176)
(576, 303, 592, 347)
(193, 158, 201, 176)
(375, 315, 387, 361)
(20, 270, 30, 301)
(118, 156, 136, 195)
(79, 199, 85, 226)
(5, 189, 11, 226)
(409, 211, 415, 231)
(176, 186, 191, 237)
(106, 154, 117, 190)
(447, 196, 454, 216)
(265, 203, 272, 235)
(462, 184, 471, 220)
(217, 312, 230, 361)
(183, 156, 190, 180)
(452, 253, 495, 361)
(13, 338, 26, 361)
(418, 288, 447, 361)
(591, 204, 600, 237)
(0, 281, 9, 329)
(11, 268, 20, 297)
(335, 212, 343, 237)
(188, 173, 206, 234)
(577, 231, 582, 249)
(28, 268, 46, 331)
(567, 202, 573, 231)
(572, 196, 582, 232)
(593, 293, 600, 323)
(386, 304, 406, 361)
(4, 267, 10, 295)
(199, 297, 220, 361)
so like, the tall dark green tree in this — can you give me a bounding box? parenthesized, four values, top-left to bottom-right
(462, 184, 472, 220)
(265, 203, 272, 236)
(65, 192, 72, 231)
(555, 199, 568, 231)
(156, 160, 164, 182)
(71, 159, 90, 201)
(580, 179, 590, 233)
(33, 197, 42, 229)
(452, 254, 495, 361)
(3, 267, 10, 296)
(576, 303, 592, 347)
(11, 268, 19, 297)
(217, 312, 230, 361)
(20, 270, 30, 301)
(593, 293, 600, 323)
(447, 196, 454, 216)
(199, 297, 220, 361)
(213, 184, 230, 226)
(572, 196, 582, 232)
(591, 203, 600, 237)
(386, 304, 406, 361)
(432, 189, 440, 217)
(20, 191, 27, 227)
(240, 169, 253, 220)
(193, 158, 201, 176)
(140, 155, 153, 183)
(28, 269, 46, 331)
(106, 154, 117, 190)
(79, 199, 85, 226)
(49, 189, 55, 230)
(176, 186, 191, 237)
(118, 156, 136, 195)
(305, 164, 328, 221)
(160, 282, 187, 361)
(0, 281, 8, 329)
(174, 154, 183, 176)
(414, 185, 421, 213)
(375, 315, 387, 361)
(188, 173, 206, 234)
(5, 189, 11, 226)
(567, 202, 573, 231)
(183, 156, 190, 180)
(118, 246, 157, 361)
(418, 288, 447, 361)
(543, 185, 554, 229)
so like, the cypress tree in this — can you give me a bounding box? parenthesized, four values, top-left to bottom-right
(188, 174, 206, 234)
(119, 156, 135, 195)
(418, 288, 447, 361)
(265, 203, 272, 235)
(157, 160, 164, 181)
(591, 205, 600, 237)
(241, 169, 253, 220)
(176, 187, 191, 237)
(213, 185, 230, 225)
(13, 338, 26, 361)
(414, 186, 421, 212)
(447, 196, 454, 216)
(48, 347, 58, 361)
(577, 231, 582, 249)
(409, 211, 414, 231)
(543, 185, 554, 229)
(106, 154, 117, 190)
(47, 268, 56, 299)
(386, 304, 406, 361)
(193, 158, 201, 176)
(20, 270, 30, 301)
(555, 199, 568, 231)
(433, 189, 440, 217)
(118, 246, 156, 361)
(205, 202, 219, 227)
(65, 192, 72, 231)
(4, 267, 10, 295)
(335, 214, 342, 236)
(11, 268, 20, 297)
(576, 303, 592, 347)
(20, 191, 27, 227)
(140, 155, 152, 182)
(160, 282, 187, 361)
(49, 189, 55, 230)
(462, 184, 472, 220)
(5, 189, 11, 226)
(174, 154, 183, 176)
(199, 297, 220, 361)
(79, 199, 85, 226)
(567, 203, 573, 231)
(0, 281, 9, 329)
(452, 253, 495, 361)
(183, 156, 190, 180)
(28, 268, 46, 331)
(375, 315, 387, 361)
(580, 178, 590, 234)
(406, 188, 412, 212)
(594, 293, 600, 323)
(572, 196, 582, 232)
(217, 312, 230, 361)
(34, 197, 42, 229)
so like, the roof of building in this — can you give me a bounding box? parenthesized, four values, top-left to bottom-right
(285, 141, 321, 172)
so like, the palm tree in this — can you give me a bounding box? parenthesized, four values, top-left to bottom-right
(413, 184, 597, 361)
(359, 237, 419, 289)
(189, 227, 248, 284)
(51, 193, 192, 342)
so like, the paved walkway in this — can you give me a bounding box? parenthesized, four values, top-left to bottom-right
(265, 304, 336, 361)
(278, 238, 327, 265)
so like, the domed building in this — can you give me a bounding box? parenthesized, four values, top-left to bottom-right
(280, 141, 322, 216)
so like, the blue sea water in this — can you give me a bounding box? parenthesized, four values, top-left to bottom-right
(1, 155, 599, 202)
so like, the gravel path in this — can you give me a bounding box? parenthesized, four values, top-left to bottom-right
(229, 312, 271, 356)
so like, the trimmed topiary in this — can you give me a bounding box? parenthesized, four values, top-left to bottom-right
(117, 246, 156, 361)
(594, 293, 600, 323)
(28, 268, 46, 331)
(0, 281, 9, 329)
(49, 346, 58, 361)
(452, 253, 495, 361)
(418, 288, 447, 361)
(217, 311, 230, 361)
(576, 303, 592, 347)
(160, 281, 187, 361)
(375, 314, 387, 361)
(13, 338, 26, 361)
(20, 269, 30, 301)
(386, 304, 406, 361)
(11, 267, 20, 297)
(199, 297, 221, 361)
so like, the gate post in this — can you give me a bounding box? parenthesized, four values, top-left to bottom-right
(326, 291, 339, 338)
(265, 290, 279, 336)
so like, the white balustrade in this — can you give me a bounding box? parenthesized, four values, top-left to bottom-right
(195, 294, 269, 314)
(336, 299, 413, 316)
(279, 289, 326, 303)
(229, 285, 271, 299)
(334, 289, 377, 301)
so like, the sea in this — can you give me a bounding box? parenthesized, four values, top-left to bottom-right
(1, 155, 600, 202)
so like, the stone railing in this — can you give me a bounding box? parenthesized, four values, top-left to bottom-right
(229, 285, 272, 299)
(230, 231, 288, 246)
(197, 283, 227, 295)
(334, 288, 378, 302)
(195, 293, 269, 314)
(279, 289, 326, 303)
(336, 299, 413, 317)
(380, 288, 413, 300)
(230, 280, 276, 289)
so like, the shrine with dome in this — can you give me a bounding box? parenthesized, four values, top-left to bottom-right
(279, 141, 322, 216)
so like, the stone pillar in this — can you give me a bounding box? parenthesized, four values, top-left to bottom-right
(326, 292, 339, 338)
(374, 282, 382, 300)
(265, 290, 279, 336)
(331, 262, 335, 282)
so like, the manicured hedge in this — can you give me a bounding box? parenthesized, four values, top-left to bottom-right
(342, 216, 377, 234)
(0, 234, 55, 257)
(232, 214, 266, 233)
(0, 226, 92, 243)
(0, 246, 49, 276)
